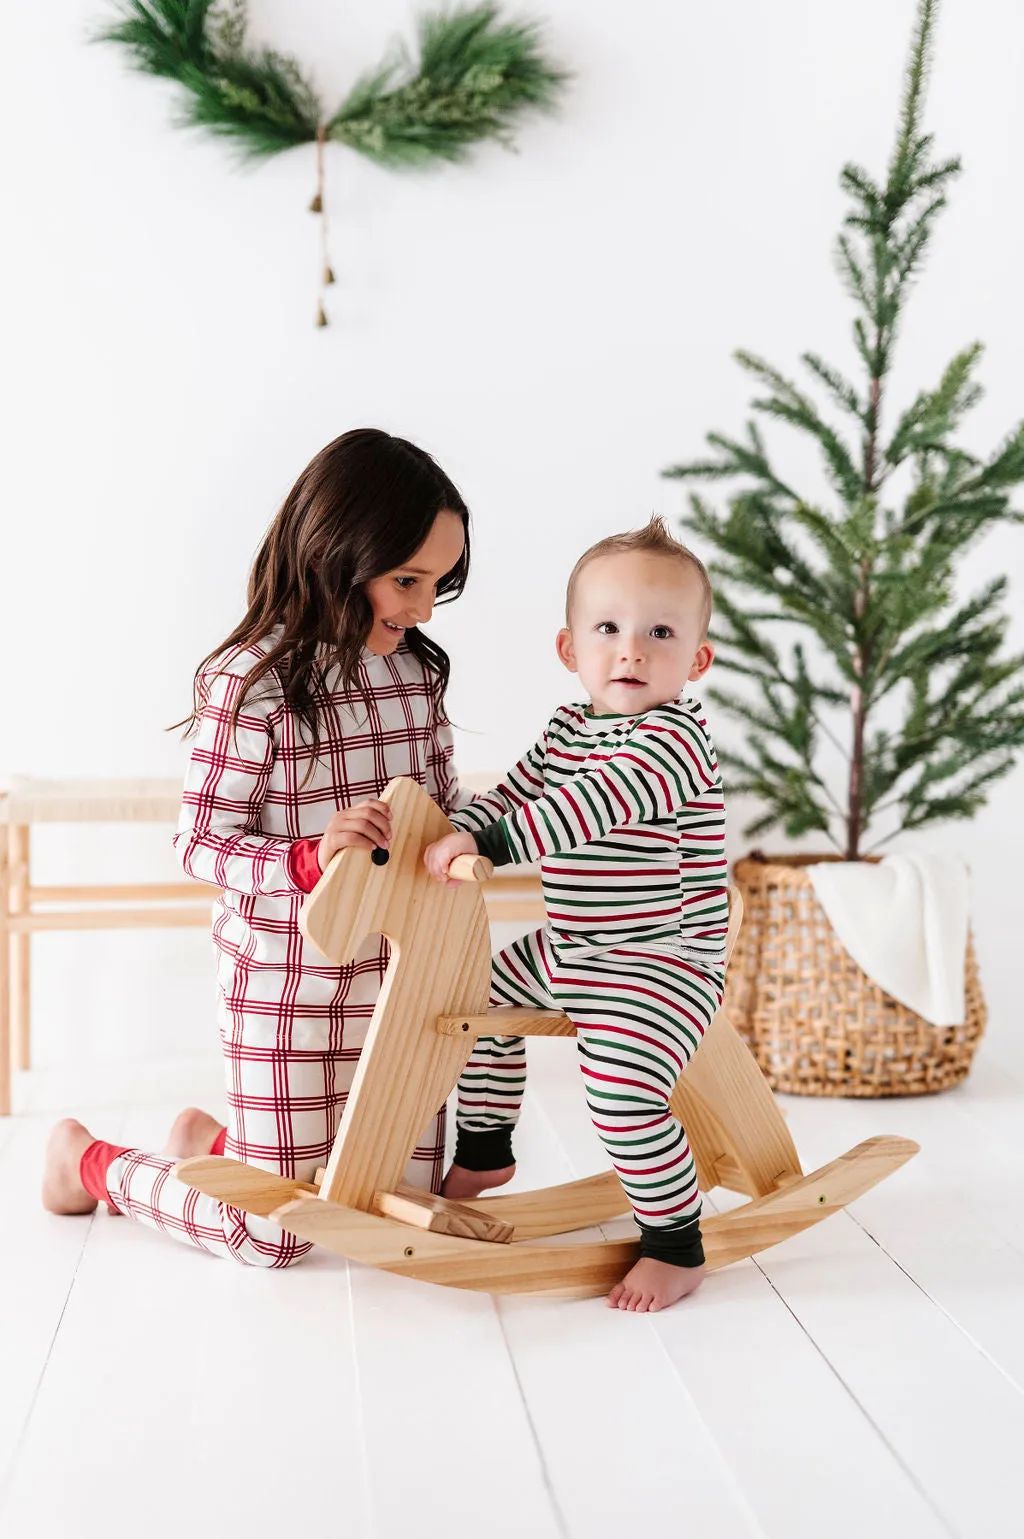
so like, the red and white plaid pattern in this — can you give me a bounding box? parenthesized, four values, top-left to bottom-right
(174, 634, 463, 1051)
(103, 634, 461, 1264)
(105, 1045, 445, 1266)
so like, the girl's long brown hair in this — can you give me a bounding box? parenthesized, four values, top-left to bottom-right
(181, 429, 470, 757)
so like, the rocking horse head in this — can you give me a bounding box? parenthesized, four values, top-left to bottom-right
(299, 776, 492, 971)
(298, 776, 494, 1211)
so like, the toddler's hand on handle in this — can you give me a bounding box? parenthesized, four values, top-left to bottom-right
(318, 799, 392, 871)
(424, 830, 478, 886)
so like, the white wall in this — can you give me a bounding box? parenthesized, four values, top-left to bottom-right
(3, 0, 1022, 1080)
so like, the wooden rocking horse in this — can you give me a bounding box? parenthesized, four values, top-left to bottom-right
(175, 777, 918, 1298)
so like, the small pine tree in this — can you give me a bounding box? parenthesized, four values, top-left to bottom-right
(664, 0, 1024, 861)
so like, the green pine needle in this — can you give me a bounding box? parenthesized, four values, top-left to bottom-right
(328, 5, 568, 167)
(96, 1, 321, 157)
(96, 2, 567, 165)
(662, 0, 1024, 857)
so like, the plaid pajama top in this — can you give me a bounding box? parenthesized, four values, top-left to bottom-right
(173, 634, 464, 1049)
(452, 698, 728, 966)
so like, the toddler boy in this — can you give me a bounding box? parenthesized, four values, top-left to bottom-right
(425, 517, 727, 1311)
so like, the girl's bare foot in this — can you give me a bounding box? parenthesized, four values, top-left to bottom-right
(607, 1258, 706, 1312)
(441, 1162, 516, 1201)
(162, 1106, 224, 1159)
(42, 1118, 99, 1215)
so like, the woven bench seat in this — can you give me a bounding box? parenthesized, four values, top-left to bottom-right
(0, 777, 186, 825)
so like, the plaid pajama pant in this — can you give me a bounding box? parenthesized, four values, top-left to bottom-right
(457, 926, 723, 1234)
(104, 973, 445, 1268)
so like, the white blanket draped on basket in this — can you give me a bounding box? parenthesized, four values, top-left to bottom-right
(806, 853, 970, 1028)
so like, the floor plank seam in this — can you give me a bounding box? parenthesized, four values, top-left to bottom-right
(526, 1088, 588, 1189)
(647, 1323, 772, 1539)
(345, 1258, 377, 1539)
(1, 1104, 134, 1517)
(494, 1302, 571, 1539)
(495, 1083, 597, 1539)
(842, 1206, 1024, 1402)
(738, 1226, 963, 1539)
(0, 1209, 98, 1517)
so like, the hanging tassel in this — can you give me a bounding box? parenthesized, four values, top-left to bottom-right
(312, 126, 333, 329)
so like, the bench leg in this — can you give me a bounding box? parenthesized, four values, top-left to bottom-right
(10, 826, 30, 1073)
(1, 828, 10, 1115)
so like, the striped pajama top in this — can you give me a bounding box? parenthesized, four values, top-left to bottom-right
(451, 698, 728, 968)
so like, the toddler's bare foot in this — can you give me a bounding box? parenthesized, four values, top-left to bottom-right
(607, 1258, 706, 1312)
(162, 1106, 224, 1159)
(442, 1162, 516, 1201)
(42, 1118, 99, 1215)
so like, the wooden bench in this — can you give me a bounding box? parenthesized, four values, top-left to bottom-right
(0, 779, 214, 1115)
(0, 775, 543, 1115)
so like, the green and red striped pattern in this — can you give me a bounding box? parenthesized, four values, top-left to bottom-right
(453, 698, 727, 961)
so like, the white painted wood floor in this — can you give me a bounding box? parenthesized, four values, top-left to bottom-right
(3, 1027, 1024, 1539)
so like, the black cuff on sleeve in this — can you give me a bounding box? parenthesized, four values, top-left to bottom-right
(637, 1219, 705, 1269)
(472, 821, 515, 868)
(452, 1126, 515, 1172)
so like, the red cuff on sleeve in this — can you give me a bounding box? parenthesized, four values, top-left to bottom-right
(287, 836, 323, 894)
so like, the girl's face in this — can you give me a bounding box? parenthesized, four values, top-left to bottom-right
(363, 510, 467, 655)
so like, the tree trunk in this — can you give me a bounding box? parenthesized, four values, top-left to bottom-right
(847, 366, 883, 860)
(846, 680, 866, 860)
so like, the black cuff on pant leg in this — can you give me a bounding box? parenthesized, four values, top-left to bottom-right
(637, 1219, 705, 1269)
(452, 1127, 515, 1172)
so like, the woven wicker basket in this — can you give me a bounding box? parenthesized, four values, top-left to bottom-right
(725, 852, 986, 1097)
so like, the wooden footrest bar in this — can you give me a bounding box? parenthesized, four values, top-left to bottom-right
(437, 1006, 575, 1038)
(373, 1185, 514, 1244)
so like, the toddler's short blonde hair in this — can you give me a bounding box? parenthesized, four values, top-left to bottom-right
(565, 516, 713, 636)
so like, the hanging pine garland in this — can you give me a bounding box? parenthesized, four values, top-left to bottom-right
(97, 1, 567, 325)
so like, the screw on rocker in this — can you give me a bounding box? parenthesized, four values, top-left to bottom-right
(173, 777, 919, 1298)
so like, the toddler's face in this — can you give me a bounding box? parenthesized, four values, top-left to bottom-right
(557, 551, 713, 717)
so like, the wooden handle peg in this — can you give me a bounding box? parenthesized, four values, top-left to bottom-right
(446, 854, 494, 883)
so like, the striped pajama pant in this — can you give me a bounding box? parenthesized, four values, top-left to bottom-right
(457, 926, 723, 1237)
(102, 1031, 445, 1268)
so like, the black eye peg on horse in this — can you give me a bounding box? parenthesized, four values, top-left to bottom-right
(371, 847, 390, 866)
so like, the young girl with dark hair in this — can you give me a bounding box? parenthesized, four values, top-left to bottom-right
(42, 428, 472, 1267)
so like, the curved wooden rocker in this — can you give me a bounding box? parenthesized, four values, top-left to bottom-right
(175, 777, 918, 1298)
